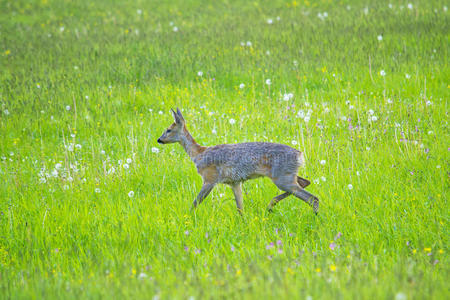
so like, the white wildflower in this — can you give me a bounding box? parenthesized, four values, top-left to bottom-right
(395, 292, 407, 300)
(267, 18, 273, 24)
(239, 83, 245, 89)
(320, 160, 326, 165)
(66, 105, 71, 111)
(291, 140, 298, 145)
(197, 71, 203, 77)
(173, 26, 179, 32)
(107, 166, 116, 174)
(348, 184, 353, 190)
(128, 191, 135, 198)
(380, 70, 386, 76)
(95, 188, 101, 193)
(229, 118, 236, 125)
(377, 35, 383, 41)
(151, 147, 160, 153)
(265, 79, 271, 85)
(126, 158, 132, 164)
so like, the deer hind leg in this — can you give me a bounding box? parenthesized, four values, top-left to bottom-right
(297, 176, 310, 188)
(267, 177, 310, 212)
(267, 192, 290, 212)
(231, 183, 244, 214)
(272, 175, 319, 214)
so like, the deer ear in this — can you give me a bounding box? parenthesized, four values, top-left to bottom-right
(176, 107, 185, 124)
(171, 108, 180, 124)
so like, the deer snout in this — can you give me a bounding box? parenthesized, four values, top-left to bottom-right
(157, 138, 163, 144)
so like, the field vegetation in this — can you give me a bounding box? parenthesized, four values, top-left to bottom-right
(0, 0, 448, 298)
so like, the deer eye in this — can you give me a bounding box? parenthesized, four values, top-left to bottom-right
(166, 129, 172, 133)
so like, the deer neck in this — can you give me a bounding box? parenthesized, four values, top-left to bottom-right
(179, 127, 205, 160)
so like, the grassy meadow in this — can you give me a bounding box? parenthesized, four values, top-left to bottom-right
(0, 0, 449, 298)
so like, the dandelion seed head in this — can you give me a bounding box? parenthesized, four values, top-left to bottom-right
(395, 292, 407, 300)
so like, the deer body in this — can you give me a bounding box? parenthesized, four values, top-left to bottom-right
(158, 108, 319, 214)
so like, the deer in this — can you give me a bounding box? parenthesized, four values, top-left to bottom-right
(157, 108, 319, 214)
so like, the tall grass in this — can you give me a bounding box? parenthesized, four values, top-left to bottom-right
(0, 0, 448, 298)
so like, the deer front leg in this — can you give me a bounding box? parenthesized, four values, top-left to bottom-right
(191, 182, 215, 210)
(231, 183, 244, 214)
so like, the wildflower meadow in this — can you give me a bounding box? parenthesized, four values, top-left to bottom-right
(0, 0, 448, 299)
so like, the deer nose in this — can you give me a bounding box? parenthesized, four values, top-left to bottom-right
(157, 138, 163, 144)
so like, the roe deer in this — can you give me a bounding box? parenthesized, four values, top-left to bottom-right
(157, 108, 319, 214)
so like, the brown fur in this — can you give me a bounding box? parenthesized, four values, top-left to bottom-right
(157, 108, 319, 214)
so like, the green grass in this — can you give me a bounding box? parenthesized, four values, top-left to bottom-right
(0, 0, 448, 298)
